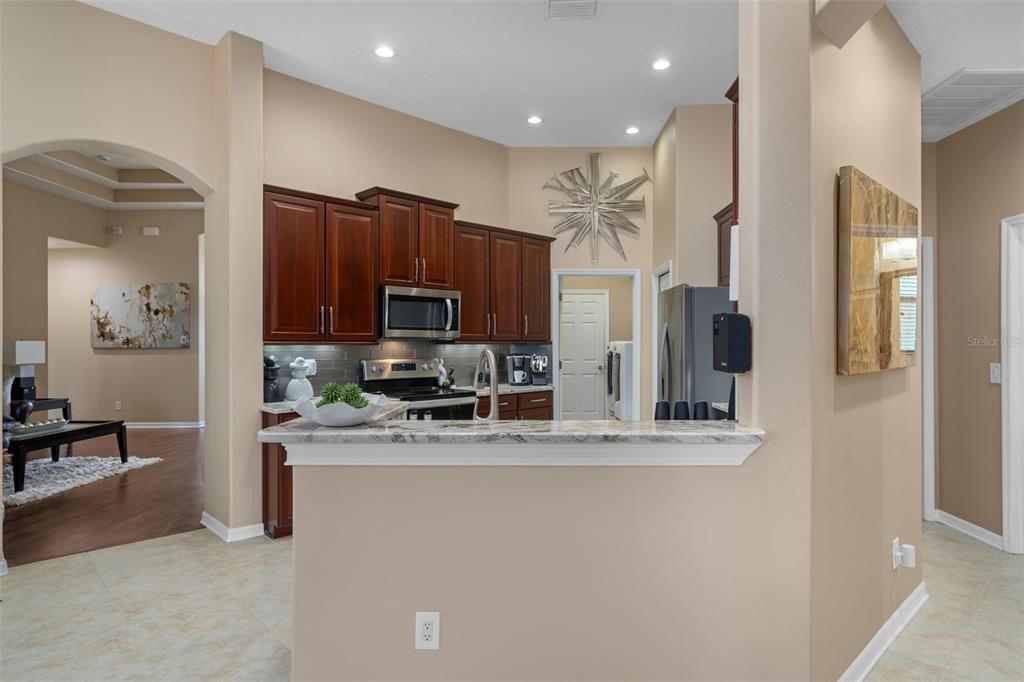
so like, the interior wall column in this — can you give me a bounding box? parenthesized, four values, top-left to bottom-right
(203, 31, 264, 533)
(737, 0, 815, 675)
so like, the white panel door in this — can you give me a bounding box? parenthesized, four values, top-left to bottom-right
(560, 290, 608, 420)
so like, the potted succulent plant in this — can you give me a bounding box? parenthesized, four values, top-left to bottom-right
(294, 382, 389, 427)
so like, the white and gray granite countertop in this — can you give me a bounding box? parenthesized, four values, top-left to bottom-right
(457, 383, 554, 397)
(258, 417, 764, 446)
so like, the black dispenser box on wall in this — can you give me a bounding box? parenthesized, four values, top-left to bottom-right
(712, 313, 751, 373)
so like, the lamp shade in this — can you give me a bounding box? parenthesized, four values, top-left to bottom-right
(4, 340, 46, 365)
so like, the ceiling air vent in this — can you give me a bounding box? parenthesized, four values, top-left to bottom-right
(548, 0, 598, 19)
(922, 69, 1024, 142)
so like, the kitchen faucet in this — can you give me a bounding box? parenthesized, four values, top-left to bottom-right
(473, 349, 499, 420)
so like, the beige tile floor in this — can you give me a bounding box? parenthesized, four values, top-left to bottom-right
(868, 522, 1024, 682)
(0, 521, 1020, 681)
(1, 529, 293, 681)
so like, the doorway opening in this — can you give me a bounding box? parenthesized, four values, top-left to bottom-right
(1001, 213, 1024, 554)
(551, 269, 641, 421)
(2, 144, 208, 567)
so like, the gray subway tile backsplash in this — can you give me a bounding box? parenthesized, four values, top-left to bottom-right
(264, 340, 552, 394)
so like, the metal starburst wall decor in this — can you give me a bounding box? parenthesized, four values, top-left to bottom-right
(544, 152, 650, 262)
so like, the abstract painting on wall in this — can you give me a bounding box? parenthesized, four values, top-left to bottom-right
(837, 166, 919, 375)
(91, 283, 191, 349)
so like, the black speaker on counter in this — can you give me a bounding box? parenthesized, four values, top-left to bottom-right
(712, 313, 752, 374)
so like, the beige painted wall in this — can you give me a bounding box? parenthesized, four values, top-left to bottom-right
(0, 0, 216, 191)
(2, 180, 108, 396)
(561, 276, 633, 341)
(934, 101, 1024, 534)
(674, 104, 733, 286)
(809, 8, 923, 680)
(263, 70, 508, 227)
(652, 111, 678, 282)
(508, 147, 653, 419)
(47, 210, 202, 422)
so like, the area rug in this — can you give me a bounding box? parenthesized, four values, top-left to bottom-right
(2, 456, 162, 506)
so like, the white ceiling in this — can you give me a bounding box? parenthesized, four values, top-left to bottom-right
(81, 0, 739, 147)
(80, 0, 1024, 146)
(888, 0, 1024, 141)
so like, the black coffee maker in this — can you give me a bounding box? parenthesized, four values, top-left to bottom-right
(263, 356, 282, 402)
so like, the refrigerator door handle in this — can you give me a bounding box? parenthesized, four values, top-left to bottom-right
(660, 322, 672, 401)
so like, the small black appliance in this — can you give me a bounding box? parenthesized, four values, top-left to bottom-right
(712, 313, 752, 373)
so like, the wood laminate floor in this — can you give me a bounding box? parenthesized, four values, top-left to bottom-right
(3, 428, 204, 567)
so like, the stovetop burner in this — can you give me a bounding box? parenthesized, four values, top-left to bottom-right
(387, 386, 477, 403)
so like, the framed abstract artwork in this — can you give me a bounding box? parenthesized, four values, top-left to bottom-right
(91, 282, 191, 349)
(837, 166, 919, 375)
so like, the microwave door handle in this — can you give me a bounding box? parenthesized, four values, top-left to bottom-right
(445, 298, 453, 331)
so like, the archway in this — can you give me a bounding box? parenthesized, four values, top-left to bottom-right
(2, 139, 214, 568)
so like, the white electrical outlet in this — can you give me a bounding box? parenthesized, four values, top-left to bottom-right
(892, 538, 917, 569)
(892, 537, 901, 570)
(415, 611, 440, 651)
(114, 400, 122, 411)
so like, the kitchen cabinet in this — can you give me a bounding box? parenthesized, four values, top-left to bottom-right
(489, 233, 523, 340)
(716, 78, 739, 288)
(453, 223, 490, 341)
(262, 410, 298, 538)
(476, 389, 553, 420)
(263, 186, 379, 343)
(356, 187, 458, 290)
(521, 236, 551, 342)
(454, 221, 555, 343)
(263, 192, 325, 342)
(325, 202, 379, 342)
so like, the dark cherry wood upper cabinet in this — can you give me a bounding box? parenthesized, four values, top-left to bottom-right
(263, 192, 325, 342)
(356, 187, 460, 291)
(725, 78, 739, 224)
(453, 223, 491, 342)
(714, 203, 734, 288)
(376, 195, 419, 287)
(325, 202, 379, 342)
(489, 232, 522, 340)
(419, 204, 454, 289)
(521, 236, 551, 342)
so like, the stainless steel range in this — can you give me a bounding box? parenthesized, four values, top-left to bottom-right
(359, 358, 477, 420)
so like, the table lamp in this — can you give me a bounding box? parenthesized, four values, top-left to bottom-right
(4, 340, 46, 400)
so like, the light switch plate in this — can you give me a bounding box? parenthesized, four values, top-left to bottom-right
(990, 363, 1002, 384)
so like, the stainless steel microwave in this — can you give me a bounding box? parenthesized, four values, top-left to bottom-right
(381, 286, 461, 340)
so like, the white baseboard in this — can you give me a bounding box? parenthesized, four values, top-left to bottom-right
(936, 510, 1004, 550)
(839, 582, 929, 682)
(200, 511, 265, 543)
(0, 559, 8, 578)
(126, 422, 203, 429)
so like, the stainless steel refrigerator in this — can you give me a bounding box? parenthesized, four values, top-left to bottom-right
(656, 284, 733, 412)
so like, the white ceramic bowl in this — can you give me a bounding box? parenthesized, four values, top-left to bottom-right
(293, 392, 390, 427)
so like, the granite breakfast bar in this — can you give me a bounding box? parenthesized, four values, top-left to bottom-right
(257, 418, 766, 679)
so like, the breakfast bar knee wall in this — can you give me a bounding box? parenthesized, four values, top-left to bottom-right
(258, 420, 778, 680)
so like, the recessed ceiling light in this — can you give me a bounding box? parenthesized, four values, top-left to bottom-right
(527, 115, 543, 125)
(625, 126, 640, 135)
(95, 154, 112, 162)
(375, 45, 396, 59)
(652, 58, 671, 71)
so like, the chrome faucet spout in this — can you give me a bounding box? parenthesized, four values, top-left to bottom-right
(473, 349, 499, 420)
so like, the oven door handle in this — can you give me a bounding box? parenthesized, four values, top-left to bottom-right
(406, 396, 477, 409)
(445, 298, 453, 331)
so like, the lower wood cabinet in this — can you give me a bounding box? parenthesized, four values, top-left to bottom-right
(262, 411, 298, 538)
(475, 390, 554, 420)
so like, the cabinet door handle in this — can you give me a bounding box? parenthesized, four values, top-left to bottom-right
(492, 313, 497, 333)
(524, 314, 529, 337)
(320, 306, 325, 334)
(486, 312, 491, 335)
(414, 257, 419, 283)
(529, 397, 547, 404)
(329, 306, 334, 333)
(422, 258, 427, 282)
